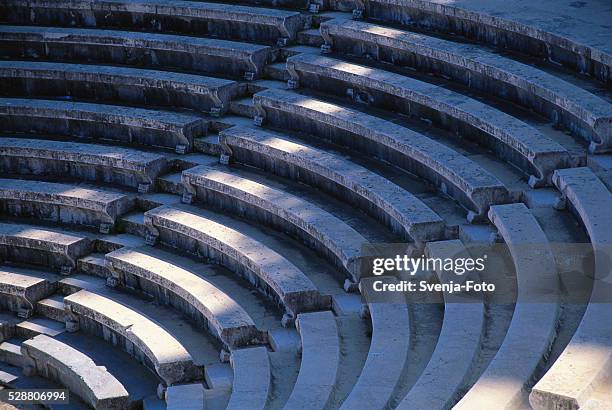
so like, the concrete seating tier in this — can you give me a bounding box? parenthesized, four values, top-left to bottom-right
(182, 165, 366, 282)
(219, 125, 446, 243)
(0, 61, 241, 115)
(455, 203, 560, 409)
(354, 0, 612, 84)
(0, 223, 91, 271)
(530, 167, 612, 409)
(143, 205, 328, 318)
(105, 246, 263, 349)
(227, 346, 270, 410)
(284, 310, 339, 409)
(0, 178, 133, 229)
(21, 334, 129, 410)
(341, 276, 410, 409)
(0, 98, 207, 152)
(0, 137, 167, 190)
(0, 266, 58, 315)
(321, 19, 612, 153)
(397, 239, 485, 409)
(253, 88, 511, 220)
(0, 26, 271, 79)
(287, 53, 572, 187)
(64, 289, 200, 386)
(0, 0, 305, 45)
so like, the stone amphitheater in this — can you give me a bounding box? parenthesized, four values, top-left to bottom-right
(0, 0, 611, 408)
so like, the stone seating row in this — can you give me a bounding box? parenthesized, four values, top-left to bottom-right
(0, 25, 272, 80)
(321, 18, 612, 153)
(0, 0, 305, 45)
(227, 346, 270, 410)
(0, 266, 59, 318)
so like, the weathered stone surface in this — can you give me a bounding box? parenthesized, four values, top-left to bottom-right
(21, 334, 129, 410)
(531, 168, 612, 410)
(0, 25, 271, 78)
(455, 203, 559, 409)
(0, 137, 167, 189)
(321, 18, 612, 153)
(0, 178, 132, 228)
(0, 266, 59, 314)
(342, 276, 410, 409)
(64, 289, 199, 386)
(254, 88, 511, 219)
(357, 0, 612, 83)
(105, 247, 263, 349)
(182, 165, 367, 281)
(0, 223, 91, 270)
(0, 0, 305, 44)
(144, 205, 328, 316)
(227, 346, 270, 410)
(219, 125, 446, 243)
(0, 98, 207, 152)
(166, 383, 205, 410)
(397, 239, 485, 409)
(284, 311, 339, 409)
(0, 61, 241, 114)
(287, 53, 572, 186)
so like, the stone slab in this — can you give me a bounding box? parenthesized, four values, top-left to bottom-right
(226, 346, 270, 410)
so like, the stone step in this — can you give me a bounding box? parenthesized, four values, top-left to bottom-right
(229, 97, 256, 118)
(0, 265, 60, 316)
(15, 317, 65, 339)
(0, 340, 23, 368)
(36, 295, 65, 322)
(77, 253, 110, 279)
(297, 28, 325, 47)
(264, 63, 291, 82)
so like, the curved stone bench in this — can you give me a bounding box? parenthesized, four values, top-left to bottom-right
(530, 167, 612, 409)
(284, 310, 339, 410)
(143, 205, 328, 319)
(341, 276, 410, 409)
(287, 53, 572, 186)
(21, 334, 129, 410)
(454, 203, 560, 409)
(353, 0, 612, 84)
(253, 88, 510, 220)
(397, 239, 485, 409)
(182, 165, 367, 282)
(0, 61, 240, 115)
(0, 98, 207, 152)
(0, 138, 167, 190)
(0, 267, 58, 316)
(0, 0, 305, 45)
(0, 26, 271, 79)
(0, 223, 91, 272)
(0, 178, 132, 230)
(321, 19, 612, 154)
(219, 126, 446, 243)
(227, 346, 270, 410)
(64, 289, 199, 386)
(105, 247, 263, 349)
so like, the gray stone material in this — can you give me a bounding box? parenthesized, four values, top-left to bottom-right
(105, 247, 263, 349)
(342, 276, 410, 409)
(0, 25, 271, 79)
(182, 165, 367, 282)
(0, 0, 305, 44)
(21, 334, 129, 410)
(356, 0, 612, 83)
(227, 346, 270, 410)
(0, 98, 207, 152)
(0, 61, 241, 114)
(284, 311, 339, 409)
(287, 54, 572, 186)
(144, 205, 328, 317)
(0, 266, 58, 315)
(321, 19, 612, 153)
(531, 168, 612, 409)
(166, 383, 204, 410)
(455, 203, 559, 409)
(0, 223, 91, 270)
(219, 125, 446, 243)
(254, 88, 511, 219)
(64, 289, 199, 386)
(397, 239, 485, 409)
(0, 178, 133, 228)
(0, 137, 167, 189)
